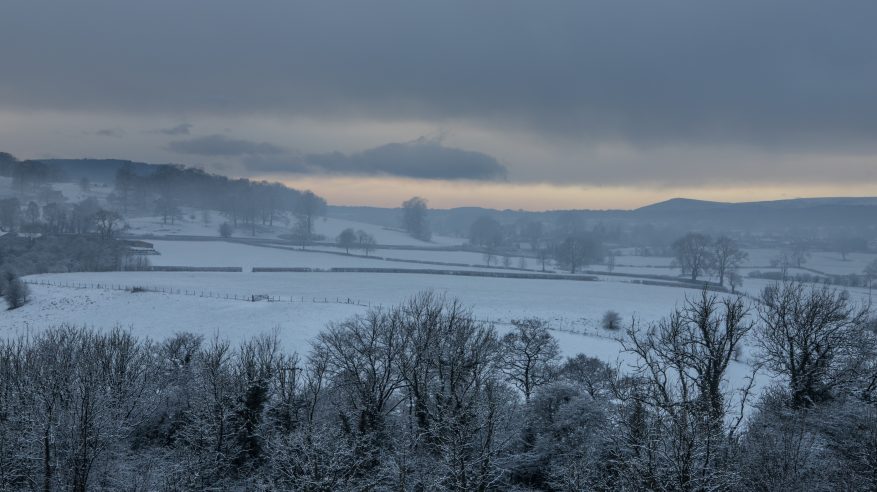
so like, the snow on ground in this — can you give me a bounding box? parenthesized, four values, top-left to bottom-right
(8, 272, 766, 398)
(341, 247, 528, 267)
(53, 181, 113, 203)
(592, 248, 877, 280)
(148, 240, 525, 273)
(124, 212, 466, 247)
(2, 284, 362, 355)
(21, 271, 689, 331)
(124, 211, 289, 238)
(802, 250, 877, 275)
(312, 216, 465, 246)
(13, 271, 730, 357)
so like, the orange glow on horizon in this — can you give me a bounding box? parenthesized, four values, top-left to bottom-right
(257, 174, 877, 211)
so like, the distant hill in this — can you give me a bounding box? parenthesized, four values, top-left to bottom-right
(637, 196, 877, 213)
(39, 159, 160, 183)
(5, 152, 875, 235)
(631, 197, 877, 230)
(334, 196, 877, 235)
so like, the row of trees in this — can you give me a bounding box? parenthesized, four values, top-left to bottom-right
(672, 233, 748, 285)
(114, 164, 310, 222)
(336, 228, 377, 255)
(0, 196, 123, 239)
(0, 285, 872, 489)
(0, 234, 129, 277)
(468, 215, 606, 273)
(113, 164, 330, 242)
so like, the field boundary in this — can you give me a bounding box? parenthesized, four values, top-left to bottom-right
(148, 266, 243, 272)
(23, 278, 373, 306)
(252, 267, 599, 281)
(23, 278, 624, 341)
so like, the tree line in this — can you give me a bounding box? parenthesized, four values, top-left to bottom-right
(0, 286, 874, 490)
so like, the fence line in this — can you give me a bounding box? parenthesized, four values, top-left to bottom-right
(23, 279, 372, 307)
(23, 278, 613, 340)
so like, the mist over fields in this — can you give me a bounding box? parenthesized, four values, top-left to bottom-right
(2, 1, 877, 490)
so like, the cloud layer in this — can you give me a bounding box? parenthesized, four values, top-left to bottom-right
(304, 139, 506, 180)
(1, 0, 876, 194)
(167, 135, 285, 157)
(243, 138, 507, 181)
(2, 0, 876, 150)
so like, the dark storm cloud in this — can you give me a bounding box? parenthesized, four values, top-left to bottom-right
(2, 0, 876, 150)
(242, 138, 507, 181)
(167, 135, 285, 157)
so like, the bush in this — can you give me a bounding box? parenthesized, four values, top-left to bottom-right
(3, 273, 29, 309)
(219, 222, 233, 238)
(602, 310, 622, 330)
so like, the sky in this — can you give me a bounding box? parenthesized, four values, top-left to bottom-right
(1, 0, 876, 210)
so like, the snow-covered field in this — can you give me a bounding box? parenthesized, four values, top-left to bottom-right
(6, 271, 767, 401)
(311, 216, 465, 247)
(124, 213, 465, 247)
(2, 181, 868, 407)
(593, 248, 877, 279)
(19, 271, 690, 331)
(148, 240, 528, 273)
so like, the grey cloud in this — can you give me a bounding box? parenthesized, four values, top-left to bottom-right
(296, 138, 507, 180)
(94, 128, 124, 138)
(242, 154, 309, 174)
(167, 135, 285, 157)
(155, 123, 193, 136)
(2, 0, 876, 151)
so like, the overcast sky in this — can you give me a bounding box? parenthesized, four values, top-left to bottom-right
(1, 0, 876, 209)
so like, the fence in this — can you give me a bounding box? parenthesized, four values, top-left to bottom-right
(148, 266, 243, 272)
(254, 267, 599, 281)
(23, 278, 372, 307)
(23, 278, 621, 340)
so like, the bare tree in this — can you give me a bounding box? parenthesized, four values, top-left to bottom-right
(602, 310, 622, 330)
(294, 190, 327, 248)
(624, 290, 756, 489)
(672, 233, 715, 281)
(756, 282, 872, 407)
(0, 198, 20, 231)
(536, 246, 550, 272)
(25, 201, 40, 225)
(356, 230, 377, 256)
(728, 270, 743, 293)
(771, 252, 793, 281)
(864, 259, 877, 300)
(713, 236, 747, 286)
(787, 241, 810, 268)
(336, 228, 357, 254)
(93, 210, 122, 240)
(499, 319, 561, 402)
(401, 197, 430, 241)
(155, 194, 181, 225)
(554, 235, 602, 274)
